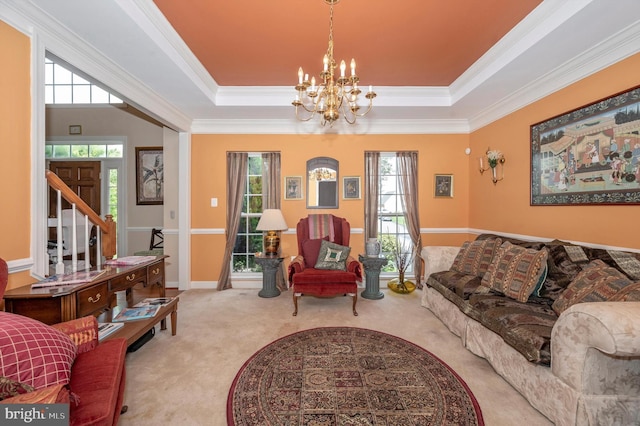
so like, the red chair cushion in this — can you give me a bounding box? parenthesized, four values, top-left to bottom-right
(293, 268, 358, 297)
(293, 268, 357, 284)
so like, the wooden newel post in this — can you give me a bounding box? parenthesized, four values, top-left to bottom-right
(102, 214, 117, 260)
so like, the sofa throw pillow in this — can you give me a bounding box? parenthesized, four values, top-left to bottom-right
(0, 312, 77, 390)
(609, 282, 640, 301)
(552, 259, 634, 314)
(0, 376, 34, 401)
(481, 241, 548, 303)
(51, 315, 99, 354)
(315, 240, 351, 271)
(302, 236, 330, 268)
(451, 238, 502, 277)
(0, 383, 69, 405)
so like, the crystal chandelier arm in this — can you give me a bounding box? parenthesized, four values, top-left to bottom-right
(294, 105, 317, 122)
(292, 0, 375, 127)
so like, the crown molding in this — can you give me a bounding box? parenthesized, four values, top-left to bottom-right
(4, 0, 638, 136)
(190, 118, 470, 135)
(117, 0, 219, 100)
(450, 0, 593, 103)
(469, 19, 640, 131)
(215, 86, 452, 108)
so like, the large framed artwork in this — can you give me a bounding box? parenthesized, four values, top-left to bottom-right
(531, 85, 640, 206)
(135, 147, 164, 205)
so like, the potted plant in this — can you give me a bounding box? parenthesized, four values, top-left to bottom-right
(387, 239, 417, 294)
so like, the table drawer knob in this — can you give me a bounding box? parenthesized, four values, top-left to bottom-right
(88, 293, 101, 303)
(152, 268, 160, 275)
(126, 273, 136, 281)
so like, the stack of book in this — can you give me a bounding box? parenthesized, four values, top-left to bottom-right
(97, 322, 124, 341)
(112, 305, 161, 322)
(134, 297, 175, 307)
(111, 297, 175, 322)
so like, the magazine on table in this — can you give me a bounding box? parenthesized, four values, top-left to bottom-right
(112, 305, 160, 322)
(31, 269, 107, 289)
(134, 297, 175, 308)
(98, 322, 124, 341)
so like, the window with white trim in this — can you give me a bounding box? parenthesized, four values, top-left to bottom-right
(232, 154, 264, 273)
(378, 153, 413, 274)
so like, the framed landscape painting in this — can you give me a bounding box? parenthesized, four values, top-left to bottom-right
(530, 85, 640, 206)
(135, 147, 164, 205)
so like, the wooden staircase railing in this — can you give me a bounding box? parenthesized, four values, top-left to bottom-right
(46, 170, 116, 272)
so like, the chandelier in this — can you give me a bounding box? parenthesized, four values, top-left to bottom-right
(292, 0, 376, 127)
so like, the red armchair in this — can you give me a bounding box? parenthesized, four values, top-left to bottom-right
(288, 215, 362, 316)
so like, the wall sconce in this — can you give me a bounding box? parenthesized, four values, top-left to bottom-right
(479, 148, 505, 185)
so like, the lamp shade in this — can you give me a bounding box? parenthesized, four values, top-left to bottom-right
(256, 209, 288, 231)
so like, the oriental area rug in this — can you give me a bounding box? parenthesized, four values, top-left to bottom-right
(227, 327, 484, 425)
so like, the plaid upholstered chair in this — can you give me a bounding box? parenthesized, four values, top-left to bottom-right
(288, 214, 362, 316)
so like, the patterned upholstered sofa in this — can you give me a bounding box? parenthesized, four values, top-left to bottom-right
(420, 234, 640, 426)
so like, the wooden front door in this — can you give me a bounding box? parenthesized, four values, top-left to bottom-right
(49, 161, 101, 214)
(48, 161, 101, 262)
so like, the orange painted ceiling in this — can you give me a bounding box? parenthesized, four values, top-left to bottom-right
(153, 0, 542, 87)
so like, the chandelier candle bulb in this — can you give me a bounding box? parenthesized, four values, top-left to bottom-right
(298, 67, 303, 84)
(351, 58, 356, 76)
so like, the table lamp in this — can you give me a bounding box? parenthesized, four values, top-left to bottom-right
(256, 209, 288, 256)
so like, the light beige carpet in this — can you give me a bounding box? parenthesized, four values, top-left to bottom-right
(120, 288, 552, 426)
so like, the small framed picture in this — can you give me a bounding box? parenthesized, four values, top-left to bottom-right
(284, 176, 303, 200)
(68, 125, 82, 135)
(343, 176, 361, 200)
(434, 174, 453, 198)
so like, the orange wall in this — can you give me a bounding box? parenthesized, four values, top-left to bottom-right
(0, 22, 34, 289)
(190, 134, 471, 281)
(469, 52, 640, 249)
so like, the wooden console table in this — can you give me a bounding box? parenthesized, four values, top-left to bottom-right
(3, 257, 168, 325)
(104, 297, 178, 346)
